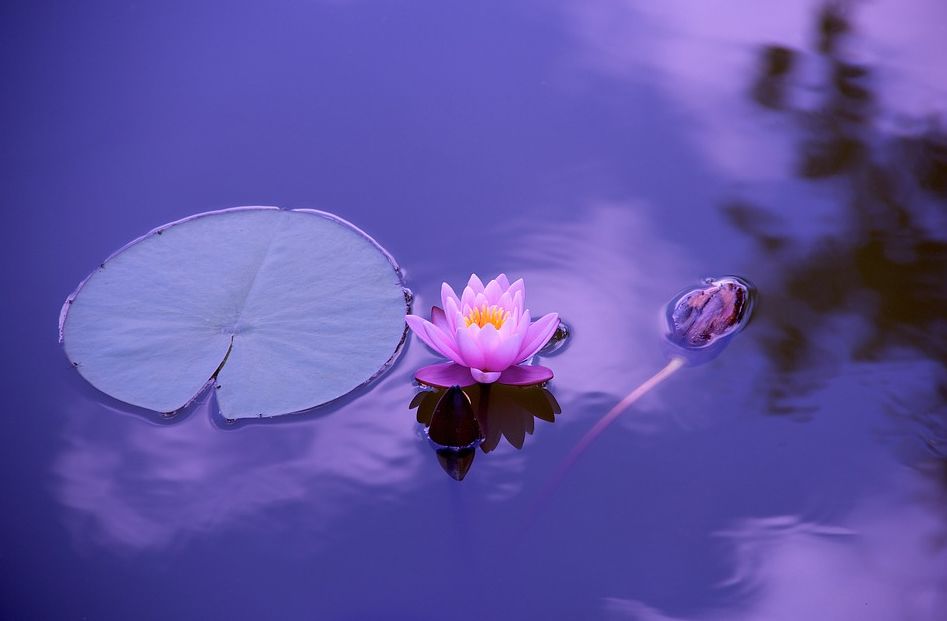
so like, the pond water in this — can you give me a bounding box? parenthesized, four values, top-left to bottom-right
(3, 1, 946, 619)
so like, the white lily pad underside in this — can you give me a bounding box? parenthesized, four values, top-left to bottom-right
(60, 207, 408, 419)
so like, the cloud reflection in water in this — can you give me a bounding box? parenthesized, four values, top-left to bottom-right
(564, 0, 947, 179)
(54, 375, 425, 551)
(504, 203, 694, 410)
(603, 475, 947, 621)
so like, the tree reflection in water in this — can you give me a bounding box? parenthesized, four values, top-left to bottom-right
(410, 383, 561, 481)
(731, 4, 946, 461)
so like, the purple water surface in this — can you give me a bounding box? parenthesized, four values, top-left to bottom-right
(3, 1, 946, 619)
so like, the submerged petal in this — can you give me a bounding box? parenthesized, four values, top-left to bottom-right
(498, 364, 553, 386)
(415, 363, 477, 388)
(517, 312, 560, 361)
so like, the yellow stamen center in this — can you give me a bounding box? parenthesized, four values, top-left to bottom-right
(464, 304, 509, 329)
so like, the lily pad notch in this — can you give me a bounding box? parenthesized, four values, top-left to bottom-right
(60, 207, 411, 419)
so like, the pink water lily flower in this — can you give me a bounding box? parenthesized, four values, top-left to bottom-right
(406, 274, 559, 387)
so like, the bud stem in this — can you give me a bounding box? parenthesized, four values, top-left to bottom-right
(525, 356, 686, 526)
(559, 355, 685, 477)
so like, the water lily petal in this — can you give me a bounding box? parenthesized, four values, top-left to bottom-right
(516, 312, 560, 361)
(483, 278, 503, 304)
(423, 323, 465, 365)
(503, 289, 524, 317)
(461, 285, 477, 312)
(497, 290, 515, 313)
(406, 315, 463, 363)
(495, 273, 511, 290)
(415, 363, 477, 388)
(498, 330, 528, 369)
(455, 326, 487, 369)
(431, 306, 448, 331)
(467, 274, 485, 293)
(499, 311, 519, 338)
(513, 308, 531, 334)
(475, 323, 508, 371)
(444, 295, 463, 333)
(471, 368, 502, 383)
(507, 279, 526, 309)
(406, 315, 446, 354)
(474, 322, 522, 371)
(498, 364, 553, 386)
(440, 282, 460, 312)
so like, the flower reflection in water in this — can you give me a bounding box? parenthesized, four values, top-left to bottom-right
(410, 383, 561, 481)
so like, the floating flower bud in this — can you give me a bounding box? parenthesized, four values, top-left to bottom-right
(665, 276, 755, 362)
(534, 275, 757, 514)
